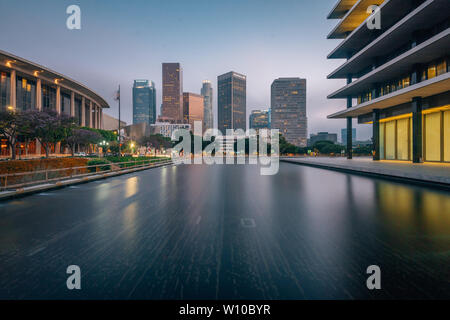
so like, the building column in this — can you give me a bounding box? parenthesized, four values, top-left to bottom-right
(89, 101, 93, 128)
(56, 86, 61, 114)
(372, 109, 380, 161)
(346, 74, 353, 159)
(10, 70, 16, 109)
(95, 105, 99, 129)
(100, 108, 103, 129)
(412, 97, 423, 163)
(81, 97, 86, 127)
(411, 64, 421, 85)
(36, 79, 42, 111)
(70, 92, 75, 117)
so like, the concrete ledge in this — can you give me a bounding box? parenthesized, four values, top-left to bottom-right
(281, 157, 450, 190)
(0, 161, 173, 201)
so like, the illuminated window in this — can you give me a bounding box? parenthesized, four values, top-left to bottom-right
(385, 121, 396, 160)
(424, 112, 441, 161)
(428, 65, 437, 79)
(397, 118, 410, 160)
(436, 60, 447, 76)
(444, 110, 450, 162)
(402, 77, 410, 88)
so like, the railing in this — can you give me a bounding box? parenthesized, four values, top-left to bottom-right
(0, 158, 172, 191)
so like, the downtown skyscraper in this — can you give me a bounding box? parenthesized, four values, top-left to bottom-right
(132, 80, 156, 125)
(201, 80, 214, 131)
(183, 92, 204, 133)
(161, 63, 183, 123)
(271, 78, 307, 147)
(218, 72, 246, 133)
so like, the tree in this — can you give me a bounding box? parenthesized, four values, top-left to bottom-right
(26, 110, 76, 158)
(312, 140, 345, 155)
(0, 110, 20, 159)
(66, 128, 102, 156)
(16, 110, 36, 158)
(138, 134, 173, 150)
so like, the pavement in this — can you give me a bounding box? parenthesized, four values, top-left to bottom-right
(281, 157, 450, 186)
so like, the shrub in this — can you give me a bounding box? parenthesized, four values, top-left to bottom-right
(87, 159, 111, 173)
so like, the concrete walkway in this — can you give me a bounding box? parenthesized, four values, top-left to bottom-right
(281, 157, 450, 187)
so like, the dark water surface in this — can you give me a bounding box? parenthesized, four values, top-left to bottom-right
(0, 163, 449, 299)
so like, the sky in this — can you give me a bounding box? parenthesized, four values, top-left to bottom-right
(0, 0, 372, 141)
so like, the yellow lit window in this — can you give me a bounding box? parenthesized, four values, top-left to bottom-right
(424, 112, 441, 161)
(22, 78, 27, 89)
(403, 77, 410, 88)
(437, 60, 447, 76)
(444, 110, 450, 162)
(428, 65, 437, 79)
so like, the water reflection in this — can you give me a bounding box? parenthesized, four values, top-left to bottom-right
(125, 177, 138, 198)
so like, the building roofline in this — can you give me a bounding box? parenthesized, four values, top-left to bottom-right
(0, 49, 109, 108)
(327, 0, 358, 19)
(327, 0, 385, 40)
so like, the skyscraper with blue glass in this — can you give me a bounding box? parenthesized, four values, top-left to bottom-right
(133, 80, 156, 125)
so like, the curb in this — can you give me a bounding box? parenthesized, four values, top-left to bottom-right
(281, 158, 450, 191)
(0, 161, 173, 201)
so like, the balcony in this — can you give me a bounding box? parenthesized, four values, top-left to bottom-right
(327, 72, 450, 118)
(327, 0, 427, 59)
(328, 29, 450, 99)
(327, 0, 358, 19)
(328, 0, 449, 79)
(327, 0, 385, 39)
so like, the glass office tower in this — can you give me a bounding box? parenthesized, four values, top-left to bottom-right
(218, 71, 246, 133)
(133, 80, 156, 125)
(271, 78, 307, 147)
(162, 63, 183, 123)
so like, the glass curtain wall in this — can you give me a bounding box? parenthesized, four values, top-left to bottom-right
(16, 76, 36, 111)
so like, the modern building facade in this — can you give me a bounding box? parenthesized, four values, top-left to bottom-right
(341, 128, 356, 145)
(103, 113, 127, 131)
(201, 80, 214, 131)
(132, 80, 156, 125)
(249, 109, 270, 130)
(0, 49, 109, 156)
(183, 92, 204, 133)
(162, 63, 183, 123)
(150, 123, 191, 138)
(309, 132, 338, 146)
(327, 0, 450, 163)
(271, 78, 307, 147)
(218, 72, 246, 133)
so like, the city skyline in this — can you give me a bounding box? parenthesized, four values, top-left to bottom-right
(0, 0, 369, 139)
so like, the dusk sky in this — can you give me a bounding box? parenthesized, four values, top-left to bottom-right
(0, 0, 371, 140)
